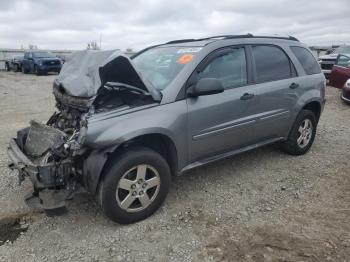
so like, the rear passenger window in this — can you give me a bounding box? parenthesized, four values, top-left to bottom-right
(252, 45, 294, 83)
(291, 46, 321, 75)
(198, 47, 247, 89)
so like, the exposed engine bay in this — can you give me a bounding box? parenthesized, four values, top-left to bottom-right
(7, 50, 159, 211)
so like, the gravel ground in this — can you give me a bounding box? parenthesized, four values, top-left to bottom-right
(0, 71, 349, 262)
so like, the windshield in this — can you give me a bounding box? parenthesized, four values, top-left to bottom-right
(334, 46, 350, 54)
(132, 46, 201, 90)
(33, 52, 56, 58)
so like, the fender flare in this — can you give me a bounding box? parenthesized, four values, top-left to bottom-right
(83, 131, 179, 194)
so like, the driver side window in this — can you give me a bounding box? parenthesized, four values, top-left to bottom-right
(198, 47, 247, 89)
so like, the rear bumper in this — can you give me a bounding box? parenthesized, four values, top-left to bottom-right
(341, 89, 350, 103)
(341, 94, 350, 103)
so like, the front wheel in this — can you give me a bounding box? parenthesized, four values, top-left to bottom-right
(22, 66, 28, 74)
(98, 147, 171, 224)
(34, 65, 41, 76)
(281, 109, 317, 155)
(12, 64, 19, 72)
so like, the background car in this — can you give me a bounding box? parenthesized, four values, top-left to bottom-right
(22, 51, 62, 75)
(318, 45, 350, 78)
(329, 53, 350, 89)
(340, 79, 350, 103)
(5, 55, 24, 72)
(329, 54, 350, 103)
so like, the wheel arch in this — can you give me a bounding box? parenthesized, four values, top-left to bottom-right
(83, 133, 178, 194)
(301, 100, 322, 122)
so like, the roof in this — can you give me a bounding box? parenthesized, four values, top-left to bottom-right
(164, 34, 299, 46)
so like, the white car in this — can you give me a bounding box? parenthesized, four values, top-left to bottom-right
(318, 45, 350, 78)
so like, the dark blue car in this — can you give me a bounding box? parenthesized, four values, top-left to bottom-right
(22, 51, 62, 75)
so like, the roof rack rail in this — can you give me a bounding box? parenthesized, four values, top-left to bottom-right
(165, 34, 299, 45)
(198, 34, 254, 41)
(166, 39, 197, 44)
(249, 35, 299, 41)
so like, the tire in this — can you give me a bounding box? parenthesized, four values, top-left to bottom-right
(34, 65, 41, 76)
(12, 64, 19, 72)
(5, 63, 10, 71)
(281, 109, 317, 155)
(98, 147, 171, 224)
(22, 66, 28, 74)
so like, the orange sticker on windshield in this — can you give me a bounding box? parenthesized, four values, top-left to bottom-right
(177, 54, 193, 64)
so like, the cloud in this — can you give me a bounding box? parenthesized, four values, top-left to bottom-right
(0, 0, 349, 51)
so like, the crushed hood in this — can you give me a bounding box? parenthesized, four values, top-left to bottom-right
(55, 50, 161, 101)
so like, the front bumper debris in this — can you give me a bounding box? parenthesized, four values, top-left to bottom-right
(7, 121, 77, 210)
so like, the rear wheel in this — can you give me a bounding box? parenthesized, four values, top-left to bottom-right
(281, 109, 317, 155)
(98, 147, 171, 224)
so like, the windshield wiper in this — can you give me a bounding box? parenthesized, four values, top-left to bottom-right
(103, 82, 150, 96)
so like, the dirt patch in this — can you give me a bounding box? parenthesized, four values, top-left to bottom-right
(0, 214, 30, 245)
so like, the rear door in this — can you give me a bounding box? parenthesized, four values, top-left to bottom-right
(249, 44, 299, 141)
(187, 46, 257, 163)
(329, 55, 350, 88)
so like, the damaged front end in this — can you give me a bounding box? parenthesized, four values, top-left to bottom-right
(7, 50, 160, 211)
(8, 120, 82, 210)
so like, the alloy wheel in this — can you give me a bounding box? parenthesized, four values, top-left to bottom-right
(116, 164, 160, 213)
(297, 119, 313, 148)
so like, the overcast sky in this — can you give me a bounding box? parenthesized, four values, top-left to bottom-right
(0, 0, 349, 51)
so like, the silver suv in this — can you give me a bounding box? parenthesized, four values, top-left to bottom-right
(8, 34, 326, 223)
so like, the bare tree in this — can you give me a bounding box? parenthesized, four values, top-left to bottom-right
(28, 44, 38, 50)
(87, 41, 100, 50)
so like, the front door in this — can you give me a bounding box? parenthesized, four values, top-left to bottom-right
(187, 46, 257, 163)
(329, 55, 350, 89)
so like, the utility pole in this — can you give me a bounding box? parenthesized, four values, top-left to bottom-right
(100, 33, 102, 50)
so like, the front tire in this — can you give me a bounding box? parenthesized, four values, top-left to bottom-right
(12, 64, 19, 72)
(281, 109, 317, 155)
(34, 65, 41, 76)
(22, 66, 28, 74)
(98, 147, 171, 224)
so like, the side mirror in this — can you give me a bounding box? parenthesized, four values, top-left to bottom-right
(187, 78, 224, 97)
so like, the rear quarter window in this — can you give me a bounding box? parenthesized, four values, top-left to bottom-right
(290, 46, 321, 75)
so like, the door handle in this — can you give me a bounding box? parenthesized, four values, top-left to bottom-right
(289, 82, 299, 89)
(240, 93, 255, 100)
